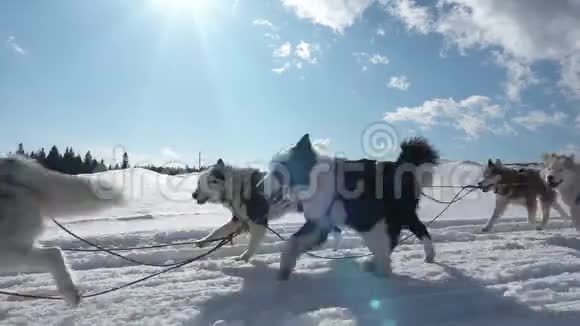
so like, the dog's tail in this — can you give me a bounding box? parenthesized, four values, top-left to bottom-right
(396, 137, 440, 187)
(1, 156, 125, 218)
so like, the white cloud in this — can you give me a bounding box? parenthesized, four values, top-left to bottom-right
(269, 41, 320, 74)
(376, 27, 386, 36)
(273, 42, 292, 57)
(5, 36, 27, 55)
(383, 0, 433, 34)
(253, 18, 281, 41)
(313, 138, 332, 153)
(384, 95, 514, 139)
(161, 147, 180, 160)
(272, 62, 291, 74)
(387, 75, 410, 90)
(369, 54, 390, 65)
(353, 52, 389, 70)
(264, 33, 281, 40)
(252, 19, 275, 29)
(383, 0, 580, 98)
(512, 110, 568, 131)
(295, 41, 318, 64)
(282, 0, 374, 33)
(492, 52, 539, 102)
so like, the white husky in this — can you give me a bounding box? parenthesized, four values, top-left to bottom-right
(192, 159, 342, 262)
(541, 153, 580, 231)
(0, 156, 124, 305)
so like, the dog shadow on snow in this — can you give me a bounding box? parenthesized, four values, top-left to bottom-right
(190, 260, 580, 326)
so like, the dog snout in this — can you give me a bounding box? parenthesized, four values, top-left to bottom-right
(547, 175, 555, 183)
(192, 191, 198, 200)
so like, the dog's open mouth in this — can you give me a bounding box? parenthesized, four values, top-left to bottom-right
(548, 179, 562, 188)
(196, 197, 209, 204)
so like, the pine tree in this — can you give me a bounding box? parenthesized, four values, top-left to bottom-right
(46, 146, 61, 172)
(91, 158, 98, 172)
(62, 147, 75, 174)
(122, 152, 129, 169)
(83, 151, 94, 173)
(94, 159, 107, 172)
(73, 154, 83, 174)
(16, 143, 25, 156)
(36, 148, 47, 166)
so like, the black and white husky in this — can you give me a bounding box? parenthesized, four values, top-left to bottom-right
(0, 156, 124, 305)
(262, 134, 439, 280)
(192, 159, 342, 262)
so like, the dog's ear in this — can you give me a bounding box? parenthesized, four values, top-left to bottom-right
(296, 134, 312, 151)
(488, 159, 494, 167)
(215, 158, 225, 168)
(495, 159, 503, 167)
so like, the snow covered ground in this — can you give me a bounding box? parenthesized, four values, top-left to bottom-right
(2, 162, 580, 326)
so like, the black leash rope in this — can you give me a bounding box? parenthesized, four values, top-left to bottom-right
(0, 235, 234, 301)
(420, 184, 481, 205)
(0, 184, 480, 300)
(60, 239, 222, 252)
(51, 218, 237, 268)
(399, 185, 479, 243)
(265, 184, 481, 260)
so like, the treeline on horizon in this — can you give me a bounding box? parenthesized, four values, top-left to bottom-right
(9, 143, 206, 176)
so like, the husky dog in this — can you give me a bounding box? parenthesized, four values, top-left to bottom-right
(478, 159, 569, 232)
(541, 153, 580, 230)
(262, 134, 439, 280)
(0, 156, 124, 305)
(192, 159, 342, 262)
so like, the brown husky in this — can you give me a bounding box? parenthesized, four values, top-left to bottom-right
(478, 159, 569, 232)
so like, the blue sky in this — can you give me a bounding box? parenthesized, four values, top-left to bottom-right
(1, 0, 579, 167)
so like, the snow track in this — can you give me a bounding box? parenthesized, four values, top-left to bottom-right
(2, 216, 580, 326)
(2, 167, 580, 325)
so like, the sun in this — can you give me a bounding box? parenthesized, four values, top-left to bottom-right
(149, 0, 209, 15)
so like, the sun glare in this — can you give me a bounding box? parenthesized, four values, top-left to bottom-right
(150, 0, 209, 15)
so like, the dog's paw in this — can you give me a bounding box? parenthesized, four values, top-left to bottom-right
(361, 259, 375, 273)
(480, 226, 491, 233)
(361, 260, 391, 277)
(535, 225, 545, 231)
(425, 255, 435, 264)
(277, 268, 292, 281)
(61, 285, 81, 307)
(236, 252, 252, 262)
(373, 265, 392, 278)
